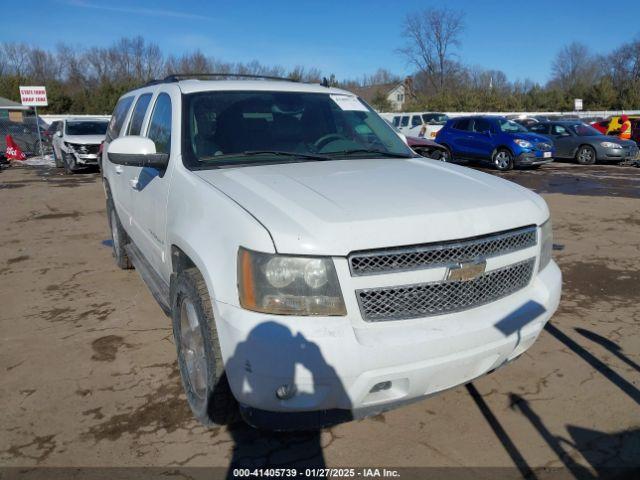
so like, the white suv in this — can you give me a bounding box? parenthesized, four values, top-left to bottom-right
(52, 118, 109, 173)
(102, 75, 561, 430)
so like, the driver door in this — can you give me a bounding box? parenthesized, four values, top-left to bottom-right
(549, 124, 574, 158)
(130, 92, 174, 277)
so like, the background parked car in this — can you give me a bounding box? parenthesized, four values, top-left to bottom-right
(435, 115, 554, 170)
(387, 112, 449, 139)
(405, 135, 448, 159)
(513, 117, 539, 128)
(52, 118, 109, 173)
(528, 121, 639, 164)
(590, 118, 611, 134)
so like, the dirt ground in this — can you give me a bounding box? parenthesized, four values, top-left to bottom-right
(0, 161, 639, 478)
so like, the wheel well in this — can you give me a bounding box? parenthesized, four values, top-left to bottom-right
(171, 246, 196, 273)
(493, 146, 514, 157)
(574, 144, 595, 157)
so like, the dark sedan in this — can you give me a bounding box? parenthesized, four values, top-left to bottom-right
(406, 135, 448, 160)
(528, 121, 639, 164)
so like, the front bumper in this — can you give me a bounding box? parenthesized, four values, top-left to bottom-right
(599, 145, 639, 161)
(515, 151, 554, 166)
(214, 260, 562, 429)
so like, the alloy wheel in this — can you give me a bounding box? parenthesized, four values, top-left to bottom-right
(495, 151, 511, 169)
(180, 298, 208, 402)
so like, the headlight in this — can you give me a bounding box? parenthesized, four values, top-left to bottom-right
(539, 219, 553, 272)
(514, 139, 533, 148)
(600, 141, 622, 149)
(238, 248, 346, 316)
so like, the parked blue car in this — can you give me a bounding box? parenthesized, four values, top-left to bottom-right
(435, 115, 555, 170)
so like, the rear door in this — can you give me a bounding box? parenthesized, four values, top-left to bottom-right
(448, 118, 473, 157)
(130, 91, 175, 274)
(469, 118, 495, 159)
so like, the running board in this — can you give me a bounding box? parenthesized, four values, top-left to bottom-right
(125, 244, 171, 316)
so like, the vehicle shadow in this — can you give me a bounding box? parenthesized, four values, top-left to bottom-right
(575, 327, 640, 374)
(221, 321, 352, 478)
(544, 323, 640, 404)
(466, 384, 537, 479)
(510, 394, 640, 479)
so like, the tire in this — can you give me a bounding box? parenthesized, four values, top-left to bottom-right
(493, 148, 514, 171)
(172, 267, 239, 426)
(53, 148, 63, 168)
(63, 153, 77, 174)
(438, 146, 453, 162)
(106, 198, 133, 270)
(576, 145, 596, 165)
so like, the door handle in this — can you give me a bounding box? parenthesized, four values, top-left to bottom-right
(114, 165, 123, 174)
(129, 178, 139, 190)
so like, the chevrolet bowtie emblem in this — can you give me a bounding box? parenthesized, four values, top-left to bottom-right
(446, 260, 487, 282)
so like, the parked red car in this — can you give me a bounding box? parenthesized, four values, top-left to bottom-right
(590, 119, 610, 134)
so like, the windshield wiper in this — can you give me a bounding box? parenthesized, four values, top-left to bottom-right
(241, 150, 332, 161)
(325, 149, 413, 159)
(199, 150, 332, 162)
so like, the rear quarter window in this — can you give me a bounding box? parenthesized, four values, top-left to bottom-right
(107, 96, 134, 141)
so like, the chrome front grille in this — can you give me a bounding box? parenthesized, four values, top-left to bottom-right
(349, 226, 537, 276)
(356, 258, 535, 322)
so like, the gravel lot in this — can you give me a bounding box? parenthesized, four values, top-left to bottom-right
(1, 162, 639, 478)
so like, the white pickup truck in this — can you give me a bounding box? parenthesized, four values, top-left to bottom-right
(102, 75, 561, 430)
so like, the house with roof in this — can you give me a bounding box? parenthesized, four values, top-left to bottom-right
(0, 95, 31, 122)
(350, 77, 414, 112)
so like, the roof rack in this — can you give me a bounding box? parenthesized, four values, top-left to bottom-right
(161, 73, 298, 83)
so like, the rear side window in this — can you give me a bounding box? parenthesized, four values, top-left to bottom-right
(529, 124, 548, 134)
(147, 93, 172, 154)
(107, 96, 134, 141)
(127, 93, 152, 136)
(552, 125, 568, 135)
(400, 116, 409, 127)
(392, 116, 400, 127)
(454, 118, 471, 131)
(411, 115, 422, 127)
(473, 118, 493, 133)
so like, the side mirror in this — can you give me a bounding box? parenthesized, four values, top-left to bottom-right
(55, 131, 62, 137)
(107, 136, 169, 169)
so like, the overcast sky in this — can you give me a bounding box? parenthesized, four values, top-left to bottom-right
(5, 0, 639, 84)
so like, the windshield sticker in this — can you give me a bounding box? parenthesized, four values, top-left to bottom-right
(330, 94, 368, 112)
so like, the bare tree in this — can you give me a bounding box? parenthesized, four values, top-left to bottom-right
(550, 42, 600, 91)
(2, 42, 31, 76)
(398, 8, 465, 92)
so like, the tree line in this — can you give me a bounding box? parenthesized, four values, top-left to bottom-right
(392, 8, 640, 112)
(0, 10, 638, 115)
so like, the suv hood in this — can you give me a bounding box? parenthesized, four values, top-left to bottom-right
(63, 134, 105, 145)
(194, 158, 548, 256)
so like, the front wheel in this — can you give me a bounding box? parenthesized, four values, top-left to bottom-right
(63, 153, 77, 174)
(493, 149, 514, 171)
(53, 148, 63, 168)
(172, 268, 238, 427)
(576, 145, 596, 165)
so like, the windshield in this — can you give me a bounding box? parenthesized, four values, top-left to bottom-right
(570, 123, 602, 136)
(182, 91, 414, 168)
(421, 113, 449, 125)
(65, 121, 108, 136)
(497, 118, 529, 133)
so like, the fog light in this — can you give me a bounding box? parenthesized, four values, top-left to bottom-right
(370, 381, 392, 393)
(275, 384, 297, 400)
